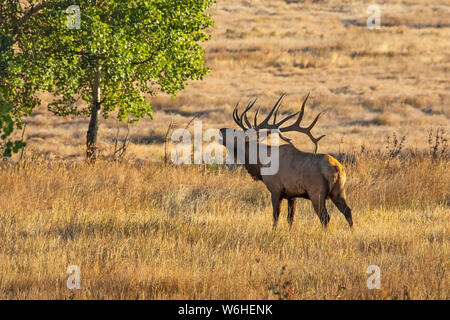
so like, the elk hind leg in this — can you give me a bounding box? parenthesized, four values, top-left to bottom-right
(330, 190, 353, 227)
(287, 198, 296, 230)
(310, 192, 330, 228)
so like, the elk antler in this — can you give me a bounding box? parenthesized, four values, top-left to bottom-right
(232, 93, 325, 153)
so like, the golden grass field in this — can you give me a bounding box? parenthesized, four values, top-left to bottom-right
(0, 156, 448, 299)
(0, 0, 449, 299)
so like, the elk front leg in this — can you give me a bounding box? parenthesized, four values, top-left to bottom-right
(271, 193, 282, 230)
(287, 198, 296, 230)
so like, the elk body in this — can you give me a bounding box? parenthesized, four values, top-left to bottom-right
(219, 94, 353, 229)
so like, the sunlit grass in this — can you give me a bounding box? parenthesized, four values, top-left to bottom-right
(0, 155, 448, 299)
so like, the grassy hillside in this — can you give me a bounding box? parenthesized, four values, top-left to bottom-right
(11, 0, 449, 161)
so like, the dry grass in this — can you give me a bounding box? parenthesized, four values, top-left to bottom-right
(0, 154, 448, 299)
(1, 0, 449, 300)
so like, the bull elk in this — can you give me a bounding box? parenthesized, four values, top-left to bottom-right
(219, 93, 353, 229)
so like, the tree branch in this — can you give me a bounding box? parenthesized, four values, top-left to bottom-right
(12, 2, 49, 37)
(131, 45, 163, 66)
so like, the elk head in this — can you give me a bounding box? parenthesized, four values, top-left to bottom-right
(219, 93, 326, 154)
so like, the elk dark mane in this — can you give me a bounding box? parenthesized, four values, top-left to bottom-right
(244, 163, 263, 181)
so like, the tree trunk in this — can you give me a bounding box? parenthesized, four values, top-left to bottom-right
(86, 68, 101, 161)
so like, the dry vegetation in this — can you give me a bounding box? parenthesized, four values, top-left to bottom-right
(0, 0, 449, 299)
(0, 154, 448, 299)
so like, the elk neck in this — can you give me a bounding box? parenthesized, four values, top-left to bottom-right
(231, 139, 263, 181)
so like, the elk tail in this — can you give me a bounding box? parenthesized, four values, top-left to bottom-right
(326, 155, 346, 198)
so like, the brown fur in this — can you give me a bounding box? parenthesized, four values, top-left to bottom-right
(244, 163, 263, 181)
(220, 128, 353, 229)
